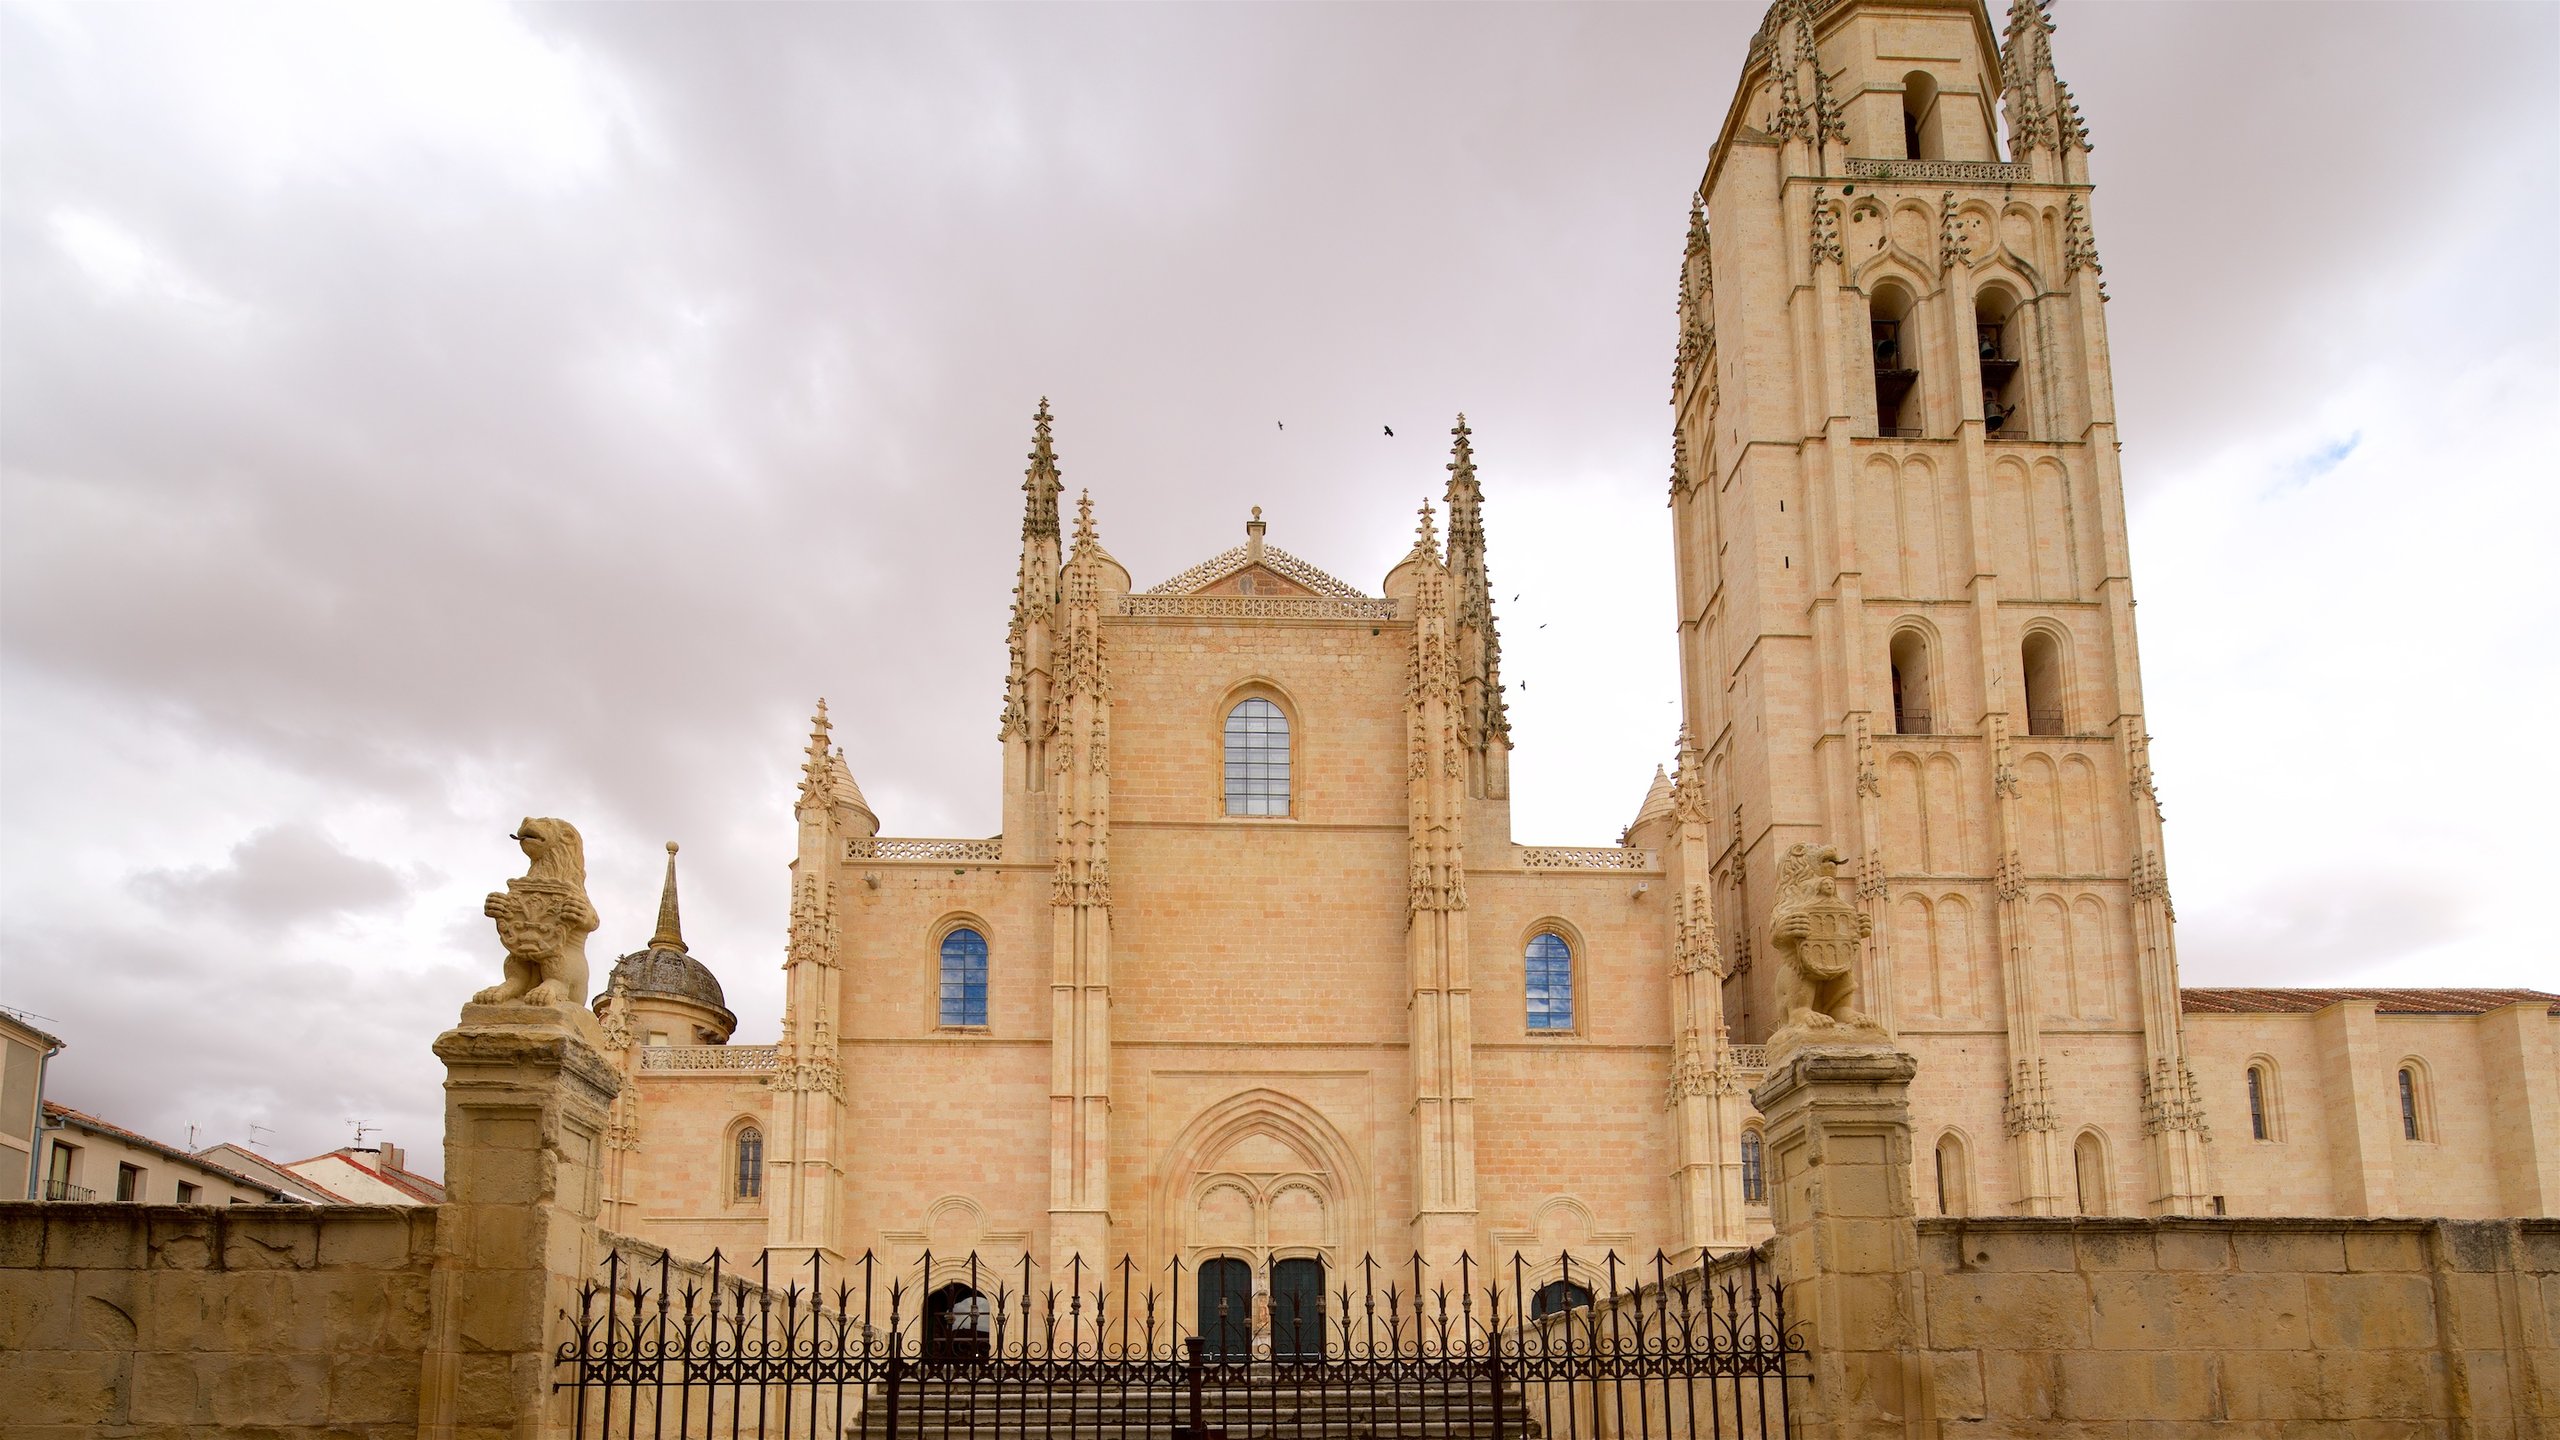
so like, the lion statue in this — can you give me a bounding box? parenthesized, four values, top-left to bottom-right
(473, 817, 598, 1009)
(1768, 841, 1875, 1032)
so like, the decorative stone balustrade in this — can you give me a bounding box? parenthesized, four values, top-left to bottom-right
(1520, 846, 1656, 870)
(1114, 594, 1401, 621)
(1727, 1044, 1770, 1073)
(1842, 158, 2030, 185)
(845, 837, 1004, 863)
(638, 1045, 779, 1074)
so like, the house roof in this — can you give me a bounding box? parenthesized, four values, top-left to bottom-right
(287, 1149, 446, 1204)
(193, 1142, 351, 1204)
(1142, 542, 1370, 600)
(43, 1102, 298, 1199)
(2181, 987, 2560, 1017)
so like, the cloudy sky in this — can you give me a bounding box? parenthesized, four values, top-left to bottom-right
(3, 2, 2553, 1180)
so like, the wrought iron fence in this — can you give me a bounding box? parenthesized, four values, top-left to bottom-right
(555, 1247, 1801, 1440)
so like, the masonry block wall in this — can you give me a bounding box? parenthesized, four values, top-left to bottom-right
(1895, 1216, 2559, 1434)
(0, 1204, 436, 1437)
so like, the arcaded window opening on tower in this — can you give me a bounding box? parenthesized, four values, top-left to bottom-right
(1869, 282, 1922, 439)
(1889, 628, 1935, 735)
(1975, 284, 2026, 437)
(1902, 71, 1943, 161)
(1223, 696, 1291, 817)
(2021, 629, 2066, 736)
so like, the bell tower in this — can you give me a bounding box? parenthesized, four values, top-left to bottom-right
(1673, 0, 2211, 1216)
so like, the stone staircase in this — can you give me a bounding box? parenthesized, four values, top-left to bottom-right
(847, 1376, 1537, 1440)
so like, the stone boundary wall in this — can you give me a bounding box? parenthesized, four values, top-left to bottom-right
(1903, 1215, 2558, 1435)
(0, 1202, 438, 1437)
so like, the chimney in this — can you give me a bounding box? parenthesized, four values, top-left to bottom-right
(378, 1142, 403, 1173)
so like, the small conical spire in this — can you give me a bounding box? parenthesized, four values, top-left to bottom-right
(649, 842, 687, 953)
(1023, 398, 1063, 539)
(1411, 499, 1440, 560)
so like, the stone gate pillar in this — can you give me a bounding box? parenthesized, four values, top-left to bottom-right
(419, 1003, 619, 1440)
(1751, 1041, 1924, 1437)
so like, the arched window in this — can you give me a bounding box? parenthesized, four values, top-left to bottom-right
(1223, 697, 1291, 817)
(1974, 285, 2026, 437)
(1868, 282, 1922, 438)
(1524, 932, 1575, 1031)
(734, 1125, 763, 1202)
(2072, 1130, 2109, 1216)
(1740, 1128, 1766, 1205)
(939, 927, 989, 1028)
(2398, 1063, 2430, 1141)
(2246, 1062, 2280, 1142)
(2021, 630, 2065, 737)
(1531, 1280, 1594, 1321)
(1901, 71, 1943, 161)
(1890, 629, 1934, 735)
(1934, 1131, 1972, 1217)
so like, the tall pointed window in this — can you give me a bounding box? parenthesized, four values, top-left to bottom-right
(1890, 629, 1935, 736)
(1935, 1131, 1972, 1216)
(2072, 1130, 2109, 1216)
(1901, 71, 1943, 161)
(2398, 1063, 2429, 1141)
(1868, 283, 1922, 438)
(2021, 630, 2065, 737)
(2247, 1062, 2280, 1141)
(1740, 1128, 1766, 1204)
(734, 1125, 763, 1201)
(1525, 932, 1575, 1031)
(1975, 285, 2027, 437)
(939, 927, 989, 1028)
(1223, 697, 1291, 817)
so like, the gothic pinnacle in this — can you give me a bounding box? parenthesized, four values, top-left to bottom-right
(1023, 397, 1063, 540)
(799, 699, 837, 806)
(1073, 488, 1097, 548)
(649, 841, 687, 954)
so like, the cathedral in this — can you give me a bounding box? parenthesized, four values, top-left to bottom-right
(588, 0, 2560, 1304)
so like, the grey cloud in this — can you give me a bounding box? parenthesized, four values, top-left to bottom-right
(131, 822, 415, 930)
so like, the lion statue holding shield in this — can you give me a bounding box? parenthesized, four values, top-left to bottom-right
(474, 817, 597, 1009)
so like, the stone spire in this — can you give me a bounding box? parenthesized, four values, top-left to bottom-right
(1003, 400, 1066, 746)
(1022, 397, 1063, 539)
(1443, 416, 1511, 800)
(1756, 0, 1847, 162)
(648, 841, 686, 953)
(2001, 0, 2091, 166)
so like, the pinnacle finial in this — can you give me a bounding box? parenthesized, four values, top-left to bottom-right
(649, 841, 687, 953)
(1414, 499, 1439, 554)
(1073, 488, 1097, 546)
(1023, 398, 1063, 540)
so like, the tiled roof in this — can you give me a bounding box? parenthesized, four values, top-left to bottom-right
(2182, 987, 2560, 1017)
(43, 1102, 297, 1199)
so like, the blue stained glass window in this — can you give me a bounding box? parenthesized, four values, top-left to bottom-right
(939, 928, 989, 1027)
(1525, 932, 1574, 1031)
(1223, 698, 1291, 817)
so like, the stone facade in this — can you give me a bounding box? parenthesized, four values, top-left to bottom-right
(588, 0, 2560, 1301)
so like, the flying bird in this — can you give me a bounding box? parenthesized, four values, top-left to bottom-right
(1276, 421, 1284, 430)
(1383, 425, 1395, 437)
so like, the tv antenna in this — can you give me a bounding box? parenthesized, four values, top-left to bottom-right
(349, 1119, 378, 1147)
(247, 1124, 275, 1152)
